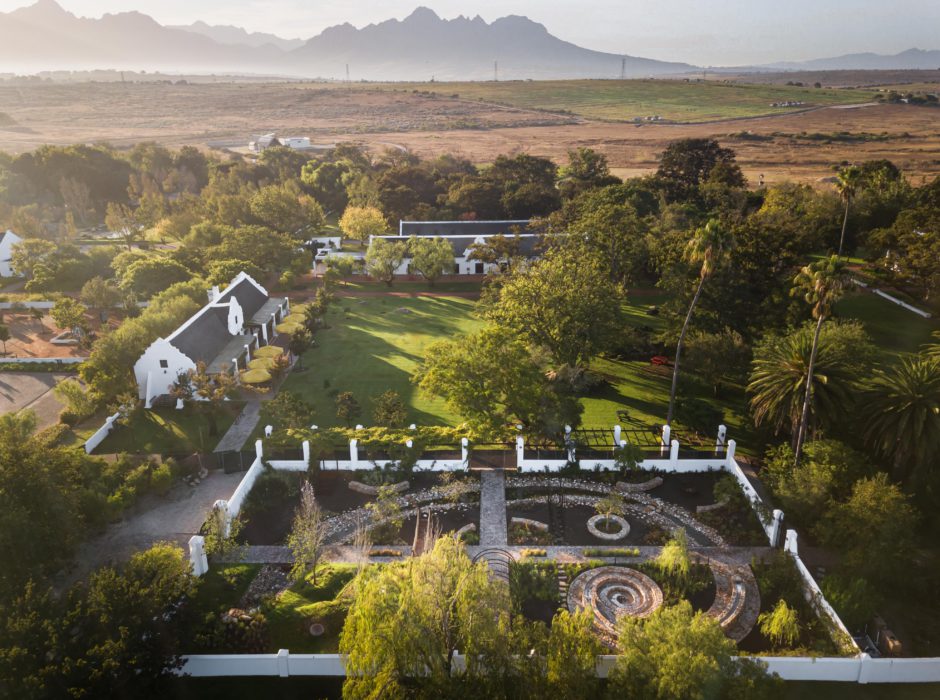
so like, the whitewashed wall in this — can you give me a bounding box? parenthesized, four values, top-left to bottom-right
(83, 412, 120, 454)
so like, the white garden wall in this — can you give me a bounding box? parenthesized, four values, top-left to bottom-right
(83, 412, 120, 454)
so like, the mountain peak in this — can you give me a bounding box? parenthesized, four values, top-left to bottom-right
(15, 0, 69, 18)
(404, 7, 441, 23)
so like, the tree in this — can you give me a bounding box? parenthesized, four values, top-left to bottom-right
(545, 609, 603, 698)
(834, 165, 862, 256)
(656, 138, 745, 202)
(818, 474, 918, 586)
(80, 276, 122, 319)
(416, 326, 582, 437)
(260, 391, 315, 434)
(557, 147, 619, 199)
(861, 355, 940, 484)
(656, 528, 691, 580)
(171, 361, 238, 436)
(595, 492, 625, 521)
(203, 503, 243, 559)
(249, 181, 324, 236)
(120, 256, 192, 299)
(50, 297, 88, 339)
(340, 536, 514, 699)
(666, 220, 734, 426)
(205, 259, 263, 287)
(10, 238, 56, 279)
(287, 481, 326, 584)
(53, 377, 98, 421)
(409, 235, 454, 285)
(758, 600, 800, 648)
(288, 328, 313, 369)
(790, 255, 849, 464)
(372, 389, 407, 428)
(483, 248, 625, 368)
(0, 324, 9, 356)
(301, 159, 353, 214)
(335, 391, 362, 427)
(339, 205, 387, 241)
(748, 321, 872, 446)
(684, 329, 750, 397)
(608, 601, 781, 700)
(466, 234, 525, 274)
(364, 237, 406, 286)
(104, 201, 143, 250)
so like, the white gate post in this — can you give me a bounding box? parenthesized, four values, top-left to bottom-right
(189, 535, 208, 576)
(661, 424, 671, 455)
(302, 440, 311, 467)
(716, 424, 727, 451)
(516, 436, 525, 467)
(460, 437, 469, 469)
(669, 439, 679, 467)
(350, 439, 359, 467)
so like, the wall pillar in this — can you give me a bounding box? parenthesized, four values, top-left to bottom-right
(189, 535, 209, 576)
(669, 439, 679, 467)
(516, 436, 525, 466)
(350, 439, 359, 466)
(244, 343, 251, 362)
(302, 440, 311, 467)
(276, 649, 290, 678)
(460, 437, 469, 468)
(261, 323, 269, 343)
(214, 499, 231, 537)
(784, 528, 799, 555)
(716, 424, 727, 452)
(255, 439, 263, 460)
(725, 439, 736, 467)
(770, 509, 784, 548)
(661, 424, 671, 456)
(613, 424, 622, 445)
(264, 425, 273, 437)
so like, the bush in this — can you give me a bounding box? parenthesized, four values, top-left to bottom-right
(510, 561, 558, 605)
(151, 463, 173, 496)
(58, 409, 81, 427)
(125, 463, 153, 496)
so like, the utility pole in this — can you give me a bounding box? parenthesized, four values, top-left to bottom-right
(620, 56, 626, 80)
(345, 64, 350, 84)
(494, 60, 498, 82)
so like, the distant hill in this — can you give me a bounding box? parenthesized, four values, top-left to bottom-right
(170, 20, 306, 52)
(0, 1, 695, 79)
(762, 48, 940, 72)
(291, 7, 695, 81)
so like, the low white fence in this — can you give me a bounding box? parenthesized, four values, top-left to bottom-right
(83, 412, 120, 454)
(181, 651, 940, 683)
(0, 356, 84, 365)
(872, 289, 932, 318)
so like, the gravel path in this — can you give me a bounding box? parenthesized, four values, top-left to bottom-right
(479, 470, 508, 546)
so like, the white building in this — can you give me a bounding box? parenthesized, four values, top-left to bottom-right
(0, 230, 23, 277)
(370, 220, 547, 276)
(249, 134, 312, 152)
(134, 272, 290, 408)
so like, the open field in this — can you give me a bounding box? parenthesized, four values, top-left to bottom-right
(1, 78, 938, 184)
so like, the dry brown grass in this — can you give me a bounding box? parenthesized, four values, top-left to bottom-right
(1, 81, 937, 185)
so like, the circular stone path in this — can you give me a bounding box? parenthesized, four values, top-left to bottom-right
(567, 566, 664, 642)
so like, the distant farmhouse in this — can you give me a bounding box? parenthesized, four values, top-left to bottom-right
(249, 133, 317, 153)
(0, 229, 23, 277)
(372, 220, 547, 276)
(134, 272, 289, 408)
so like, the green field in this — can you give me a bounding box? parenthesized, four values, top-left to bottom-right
(835, 291, 939, 360)
(284, 295, 484, 428)
(368, 79, 865, 123)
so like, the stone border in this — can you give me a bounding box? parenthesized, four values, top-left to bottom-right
(510, 516, 548, 532)
(347, 480, 409, 496)
(616, 477, 663, 492)
(587, 514, 630, 541)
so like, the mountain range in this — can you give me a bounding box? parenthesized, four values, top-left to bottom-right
(0, 1, 936, 80)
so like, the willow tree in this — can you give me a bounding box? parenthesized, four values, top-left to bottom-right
(666, 220, 733, 426)
(791, 255, 848, 465)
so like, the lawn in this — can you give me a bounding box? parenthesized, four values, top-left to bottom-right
(76, 404, 241, 455)
(834, 291, 939, 360)
(366, 79, 864, 123)
(283, 295, 484, 428)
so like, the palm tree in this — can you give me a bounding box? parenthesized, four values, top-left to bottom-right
(666, 220, 733, 426)
(925, 331, 940, 362)
(862, 355, 940, 484)
(835, 166, 862, 257)
(791, 255, 848, 465)
(748, 325, 857, 444)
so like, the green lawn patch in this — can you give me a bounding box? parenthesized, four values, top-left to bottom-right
(335, 278, 483, 294)
(262, 563, 358, 652)
(190, 563, 262, 617)
(79, 404, 241, 454)
(834, 291, 939, 360)
(283, 295, 484, 428)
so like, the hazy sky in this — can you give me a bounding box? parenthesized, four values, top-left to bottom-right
(3, 0, 938, 65)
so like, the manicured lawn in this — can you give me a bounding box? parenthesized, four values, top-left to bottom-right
(283, 295, 484, 428)
(333, 277, 484, 294)
(834, 291, 939, 360)
(78, 404, 241, 454)
(189, 563, 262, 618)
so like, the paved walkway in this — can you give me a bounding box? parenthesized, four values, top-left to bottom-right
(479, 470, 508, 546)
(0, 372, 67, 430)
(214, 400, 261, 452)
(61, 469, 245, 587)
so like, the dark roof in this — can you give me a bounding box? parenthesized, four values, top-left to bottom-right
(399, 220, 535, 237)
(167, 275, 269, 365)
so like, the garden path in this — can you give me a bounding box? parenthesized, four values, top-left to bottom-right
(479, 470, 508, 546)
(213, 400, 261, 452)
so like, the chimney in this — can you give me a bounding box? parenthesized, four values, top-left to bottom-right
(208, 285, 221, 302)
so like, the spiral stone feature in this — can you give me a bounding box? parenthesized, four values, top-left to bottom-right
(567, 566, 664, 641)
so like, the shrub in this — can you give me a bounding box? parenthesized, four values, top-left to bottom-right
(150, 463, 173, 496)
(509, 561, 558, 605)
(583, 547, 639, 557)
(520, 548, 547, 558)
(58, 409, 81, 427)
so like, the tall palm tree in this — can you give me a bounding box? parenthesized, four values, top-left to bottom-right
(666, 219, 733, 426)
(862, 355, 940, 484)
(835, 166, 862, 257)
(925, 331, 940, 362)
(791, 255, 848, 465)
(748, 325, 857, 444)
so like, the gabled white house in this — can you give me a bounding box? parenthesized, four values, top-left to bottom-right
(134, 272, 290, 408)
(370, 220, 548, 276)
(0, 230, 23, 277)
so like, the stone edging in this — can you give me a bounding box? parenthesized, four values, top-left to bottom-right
(587, 514, 630, 540)
(510, 516, 549, 532)
(348, 480, 409, 496)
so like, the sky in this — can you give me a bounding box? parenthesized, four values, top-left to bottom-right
(2, 0, 938, 65)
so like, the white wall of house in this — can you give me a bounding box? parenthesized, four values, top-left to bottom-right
(134, 337, 197, 404)
(0, 230, 23, 277)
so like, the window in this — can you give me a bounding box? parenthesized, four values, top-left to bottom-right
(159, 360, 168, 369)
